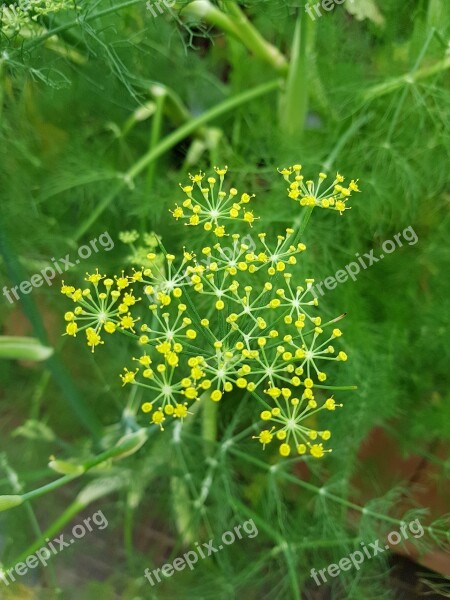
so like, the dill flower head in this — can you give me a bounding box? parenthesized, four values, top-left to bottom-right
(279, 164, 360, 215)
(1, 0, 74, 35)
(119, 230, 164, 268)
(62, 166, 359, 459)
(170, 166, 257, 237)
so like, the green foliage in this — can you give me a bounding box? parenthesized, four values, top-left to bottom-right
(0, 0, 449, 597)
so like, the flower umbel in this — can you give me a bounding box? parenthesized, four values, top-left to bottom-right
(279, 164, 360, 215)
(61, 167, 358, 458)
(61, 270, 138, 351)
(170, 167, 257, 237)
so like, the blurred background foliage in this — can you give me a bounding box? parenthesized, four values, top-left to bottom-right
(0, 0, 449, 598)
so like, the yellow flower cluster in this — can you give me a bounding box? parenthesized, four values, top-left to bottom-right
(61, 270, 139, 352)
(279, 164, 360, 215)
(170, 166, 257, 237)
(62, 167, 358, 458)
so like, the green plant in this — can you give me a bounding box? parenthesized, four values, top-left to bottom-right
(59, 165, 359, 460)
(0, 1, 449, 598)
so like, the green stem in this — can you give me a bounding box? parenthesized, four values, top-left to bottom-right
(292, 205, 314, 246)
(1, 456, 60, 589)
(126, 79, 280, 181)
(146, 86, 167, 196)
(313, 384, 357, 391)
(181, 1, 242, 39)
(362, 53, 450, 103)
(19, 0, 143, 53)
(230, 448, 449, 537)
(201, 393, 218, 456)
(74, 78, 281, 241)
(279, 9, 313, 137)
(223, 2, 288, 73)
(386, 29, 436, 143)
(427, 0, 450, 30)
(121, 101, 156, 138)
(322, 113, 373, 172)
(8, 500, 83, 568)
(18, 429, 149, 505)
(180, 1, 287, 73)
(163, 86, 194, 127)
(229, 495, 301, 600)
(8, 466, 124, 569)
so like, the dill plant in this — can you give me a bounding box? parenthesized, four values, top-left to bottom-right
(59, 166, 359, 459)
(0, 0, 74, 36)
(0, 1, 449, 598)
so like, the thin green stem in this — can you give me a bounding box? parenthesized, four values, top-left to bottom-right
(229, 495, 300, 600)
(202, 394, 218, 457)
(322, 113, 373, 172)
(74, 78, 281, 241)
(362, 52, 450, 103)
(145, 86, 167, 196)
(1, 456, 60, 589)
(292, 205, 314, 246)
(229, 448, 449, 537)
(19, 429, 149, 504)
(313, 384, 357, 391)
(163, 86, 194, 127)
(19, 0, 143, 53)
(7, 500, 82, 568)
(386, 29, 436, 143)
